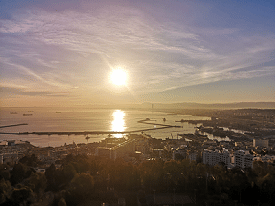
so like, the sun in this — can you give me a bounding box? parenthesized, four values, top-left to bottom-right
(110, 69, 127, 86)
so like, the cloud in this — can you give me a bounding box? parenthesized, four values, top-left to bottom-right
(0, 87, 69, 97)
(0, 3, 274, 98)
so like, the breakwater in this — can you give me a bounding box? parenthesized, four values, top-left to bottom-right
(0, 119, 181, 136)
(0, 123, 28, 129)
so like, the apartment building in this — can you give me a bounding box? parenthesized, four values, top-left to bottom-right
(233, 150, 254, 169)
(202, 149, 231, 167)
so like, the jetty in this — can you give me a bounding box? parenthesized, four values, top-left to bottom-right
(0, 123, 28, 129)
(0, 119, 182, 136)
(138, 119, 182, 128)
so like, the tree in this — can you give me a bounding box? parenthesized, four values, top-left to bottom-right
(69, 173, 94, 197)
(10, 163, 35, 185)
(10, 186, 33, 205)
(0, 164, 11, 180)
(19, 154, 41, 167)
(258, 172, 275, 203)
(45, 163, 58, 191)
(0, 178, 11, 204)
(62, 163, 77, 182)
(24, 172, 47, 194)
(58, 198, 67, 206)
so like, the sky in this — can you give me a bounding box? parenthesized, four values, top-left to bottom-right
(0, 0, 275, 107)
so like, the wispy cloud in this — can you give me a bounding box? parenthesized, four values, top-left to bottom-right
(0, 3, 274, 99)
(0, 57, 75, 93)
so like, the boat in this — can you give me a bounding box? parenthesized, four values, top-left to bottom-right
(23, 114, 33, 116)
(10, 112, 17, 114)
(175, 119, 186, 122)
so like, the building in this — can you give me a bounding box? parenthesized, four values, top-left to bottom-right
(110, 139, 135, 160)
(203, 140, 217, 149)
(202, 149, 231, 167)
(95, 147, 111, 157)
(2, 153, 23, 164)
(253, 139, 268, 148)
(188, 152, 197, 162)
(233, 150, 254, 169)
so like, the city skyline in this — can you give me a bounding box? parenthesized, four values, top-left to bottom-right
(1, 0, 275, 107)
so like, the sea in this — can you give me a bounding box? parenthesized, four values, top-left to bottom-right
(0, 107, 212, 147)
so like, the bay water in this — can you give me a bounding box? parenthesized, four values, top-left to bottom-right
(0, 107, 211, 147)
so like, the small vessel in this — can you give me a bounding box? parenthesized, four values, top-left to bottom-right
(10, 112, 17, 114)
(23, 114, 33, 116)
(175, 119, 186, 122)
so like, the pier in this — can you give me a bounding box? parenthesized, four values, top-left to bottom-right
(0, 119, 182, 136)
(0, 123, 28, 129)
(138, 119, 182, 128)
(0, 126, 174, 136)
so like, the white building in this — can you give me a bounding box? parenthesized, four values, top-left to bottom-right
(233, 150, 254, 169)
(202, 149, 231, 167)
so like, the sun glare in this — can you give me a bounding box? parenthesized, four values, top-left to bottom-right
(111, 110, 125, 138)
(110, 69, 127, 86)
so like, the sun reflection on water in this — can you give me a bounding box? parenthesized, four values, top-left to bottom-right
(111, 110, 125, 138)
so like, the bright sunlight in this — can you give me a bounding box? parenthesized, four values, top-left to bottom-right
(111, 110, 125, 138)
(110, 69, 127, 86)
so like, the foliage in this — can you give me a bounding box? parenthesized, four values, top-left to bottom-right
(0, 178, 11, 204)
(10, 163, 35, 185)
(19, 154, 41, 167)
(2, 153, 275, 205)
(23, 172, 47, 194)
(10, 186, 33, 204)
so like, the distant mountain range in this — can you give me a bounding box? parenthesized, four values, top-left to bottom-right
(139, 102, 275, 109)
